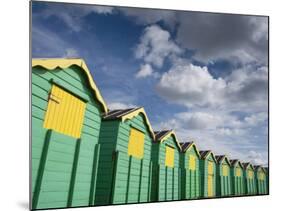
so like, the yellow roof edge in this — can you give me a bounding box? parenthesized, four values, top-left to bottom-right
(32, 58, 108, 113)
(186, 142, 201, 158)
(120, 107, 155, 140)
(159, 130, 182, 151)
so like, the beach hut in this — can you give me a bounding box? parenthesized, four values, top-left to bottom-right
(264, 167, 269, 194)
(150, 130, 182, 202)
(31, 58, 108, 209)
(230, 159, 245, 196)
(199, 151, 217, 198)
(242, 163, 257, 195)
(180, 141, 201, 200)
(95, 107, 154, 205)
(254, 165, 267, 195)
(215, 155, 232, 197)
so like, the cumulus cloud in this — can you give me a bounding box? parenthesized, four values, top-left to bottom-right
(108, 102, 137, 110)
(156, 62, 226, 108)
(64, 48, 79, 57)
(135, 64, 154, 78)
(135, 25, 182, 68)
(119, 7, 177, 28)
(91, 5, 114, 14)
(38, 3, 114, 32)
(156, 61, 268, 111)
(247, 150, 268, 166)
(176, 13, 268, 64)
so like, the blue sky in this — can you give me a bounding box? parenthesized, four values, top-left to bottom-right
(32, 1, 268, 166)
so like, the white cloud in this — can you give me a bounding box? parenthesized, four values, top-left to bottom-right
(244, 112, 268, 126)
(135, 25, 182, 68)
(64, 48, 79, 57)
(247, 150, 268, 166)
(91, 5, 114, 14)
(108, 102, 137, 110)
(175, 112, 223, 130)
(119, 8, 177, 28)
(39, 4, 114, 32)
(156, 61, 268, 111)
(156, 62, 226, 108)
(135, 64, 154, 78)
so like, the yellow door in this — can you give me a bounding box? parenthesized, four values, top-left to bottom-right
(208, 175, 213, 197)
(43, 84, 86, 138)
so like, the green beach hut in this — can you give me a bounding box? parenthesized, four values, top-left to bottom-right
(254, 165, 267, 194)
(150, 130, 182, 202)
(180, 141, 201, 200)
(215, 155, 232, 197)
(230, 159, 245, 196)
(264, 167, 269, 194)
(199, 150, 217, 198)
(243, 163, 257, 195)
(31, 58, 108, 209)
(95, 107, 154, 205)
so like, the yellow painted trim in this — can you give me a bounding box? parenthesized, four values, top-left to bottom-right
(158, 130, 182, 151)
(184, 142, 201, 158)
(32, 58, 108, 113)
(120, 107, 155, 139)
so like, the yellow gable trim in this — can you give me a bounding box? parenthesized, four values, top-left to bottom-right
(32, 58, 108, 113)
(185, 142, 201, 158)
(120, 107, 155, 139)
(158, 130, 182, 151)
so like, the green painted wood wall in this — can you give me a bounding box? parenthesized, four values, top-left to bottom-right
(200, 155, 216, 198)
(244, 168, 257, 195)
(230, 165, 244, 196)
(151, 136, 181, 202)
(216, 160, 231, 197)
(95, 114, 153, 205)
(255, 169, 267, 194)
(180, 146, 200, 200)
(32, 66, 102, 209)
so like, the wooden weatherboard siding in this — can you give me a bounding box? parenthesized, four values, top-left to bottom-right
(95, 111, 153, 205)
(216, 156, 232, 197)
(180, 144, 200, 200)
(32, 61, 103, 209)
(255, 166, 267, 194)
(230, 161, 245, 196)
(243, 163, 257, 195)
(200, 152, 216, 198)
(151, 132, 181, 202)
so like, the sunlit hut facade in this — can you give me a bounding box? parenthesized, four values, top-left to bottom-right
(254, 165, 267, 194)
(230, 159, 245, 196)
(180, 141, 201, 199)
(150, 130, 181, 202)
(215, 155, 232, 197)
(199, 151, 217, 198)
(95, 107, 154, 205)
(243, 163, 257, 195)
(31, 59, 108, 209)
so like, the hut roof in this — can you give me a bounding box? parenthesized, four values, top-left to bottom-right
(199, 150, 217, 162)
(242, 162, 254, 170)
(154, 130, 182, 150)
(32, 58, 108, 113)
(103, 107, 155, 139)
(253, 165, 266, 173)
(215, 155, 231, 165)
(180, 141, 201, 157)
(229, 159, 243, 168)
